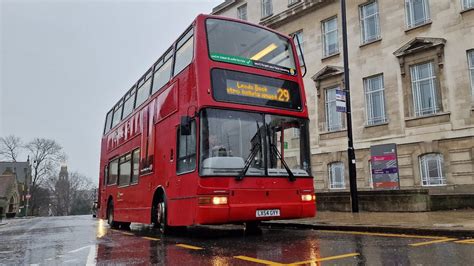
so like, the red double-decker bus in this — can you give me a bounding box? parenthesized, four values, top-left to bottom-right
(98, 14, 315, 233)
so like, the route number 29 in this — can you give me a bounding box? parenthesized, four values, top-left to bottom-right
(277, 89, 290, 102)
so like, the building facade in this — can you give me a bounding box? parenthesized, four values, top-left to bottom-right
(212, 0, 474, 210)
(0, 162, 31, 217)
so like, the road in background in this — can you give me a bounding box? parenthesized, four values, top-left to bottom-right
(1, 215, 473, 265)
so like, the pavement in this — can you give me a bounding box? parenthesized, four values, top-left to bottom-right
(265, 210, 474, 237)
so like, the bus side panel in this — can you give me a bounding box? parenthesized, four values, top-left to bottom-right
(167, 198, 197, 226)
(163, 64, 199, 227)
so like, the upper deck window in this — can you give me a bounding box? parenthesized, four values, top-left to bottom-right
(104, 110, 113, 134)
(206, 19, 296, 76)
(111, 103, 123, 128)
(174, 29, 194, 76)
(152, 49, 173, 94)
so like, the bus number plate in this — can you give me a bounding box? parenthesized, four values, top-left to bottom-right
(256, 209, 280, 217)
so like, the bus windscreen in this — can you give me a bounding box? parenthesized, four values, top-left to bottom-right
(206, 18, 297, 76)
(211, 68, 302, 111)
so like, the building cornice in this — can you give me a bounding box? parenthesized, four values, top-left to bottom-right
(260, 0, 333, 29)
(212, 0, 238, 15)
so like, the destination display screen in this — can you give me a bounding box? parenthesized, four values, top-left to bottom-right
(212, 69, 302, 111)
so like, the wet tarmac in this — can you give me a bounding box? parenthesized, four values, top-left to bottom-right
(1, 215, 474, 265)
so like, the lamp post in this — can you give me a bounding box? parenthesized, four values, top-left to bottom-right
(341, 0, 359, 212)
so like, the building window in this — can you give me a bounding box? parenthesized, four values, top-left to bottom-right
(462, 0, 474, 10)
(325, 87, 344, 131)
(468, 50, 474, 100)
(237, 4, 247, 21)
(360, 1, 381, 44)
(364, 74, 387, 125)
(419, 153, 446, 186)
(261, 0, 273, 18)
(322, 17, 339, 57)
(329, 162, 345, 189)
(292, 30, 304, 66)
(293, 128, 300, 137)
(405, 0, 431, 28)
(410, 61, 440, 116)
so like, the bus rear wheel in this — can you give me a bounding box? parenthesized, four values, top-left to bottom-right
(153, 197, 169, 234)
(107, 202, 119, 229)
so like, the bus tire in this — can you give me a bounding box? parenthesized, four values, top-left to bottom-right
(245, 221, 262, 235)
(107, 201, 119, 229)
(153, 195, 169, 234)
(120, 222, 131, 230)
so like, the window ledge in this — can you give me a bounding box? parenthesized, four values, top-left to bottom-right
(287, 1, 302, 8)
(260, 14, 274, 21)
(405, 112, 450, 127)
(359, 38, 382, 48)
(421, 184, 447, 187)
(320, 128, 347, 134)
(320, 129, 347, 140)
(364, 121, 389, 128)
(321, 52, 340, 61)
(405, 21, 432, 33)
(461, 7, 474, 14)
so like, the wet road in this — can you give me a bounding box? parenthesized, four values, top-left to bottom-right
(1, 216, 474, 265)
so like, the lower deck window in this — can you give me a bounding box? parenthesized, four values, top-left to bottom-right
(108, 159, 118, 185)
(118, 153, 132, 186)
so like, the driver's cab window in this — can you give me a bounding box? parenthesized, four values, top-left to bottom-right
(200, 109, 265, 176)
(266, 115, 307, 176)
(177, 120, 196, 174)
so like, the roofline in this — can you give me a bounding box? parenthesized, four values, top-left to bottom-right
(211, 0, 237, 15)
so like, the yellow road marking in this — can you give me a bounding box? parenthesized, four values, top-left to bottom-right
(319, 230, 446, 240)
(410, 238, 457, 247)
(289, 252, 360, 265)
(176, 244, 203, 250)
(121, 232, 134, 236)
(142, 237, 160, 241)
(234, 255, 284, 265)
(454, 239, 474, 244)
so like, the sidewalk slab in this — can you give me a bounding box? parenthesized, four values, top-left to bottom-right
(263, 210, 474, 237)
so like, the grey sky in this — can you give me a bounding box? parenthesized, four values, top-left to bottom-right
(1, 0, 221, 184)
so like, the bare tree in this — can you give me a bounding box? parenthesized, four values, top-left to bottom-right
(25, 138, 65, 215)
(0, 135, 23, 162)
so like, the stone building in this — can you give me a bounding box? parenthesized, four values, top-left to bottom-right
(212, 0, 474, 210)
(54, 165, 70, 216)
(0, 171, 19, 218)
(0, 162, 31, 217)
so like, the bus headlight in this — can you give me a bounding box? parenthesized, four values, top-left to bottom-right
(301, 194, 315, 202)
(198, 196, 228, 205)
(212, 196, 228, 205)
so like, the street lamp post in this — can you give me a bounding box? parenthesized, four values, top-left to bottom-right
(341, 0, 359, 213)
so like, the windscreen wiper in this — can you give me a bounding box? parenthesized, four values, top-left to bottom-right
(236, 142, 260, 181)
(270, 143, 295, 182)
